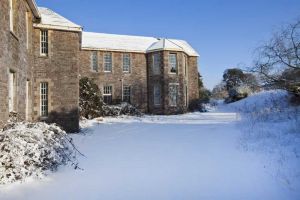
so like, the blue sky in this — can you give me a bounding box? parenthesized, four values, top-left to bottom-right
(36, 0, 300, 89)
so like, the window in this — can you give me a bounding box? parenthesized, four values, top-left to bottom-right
(26, 80, 30, 120)
(185, 85, 188, 107)
(103, 85, 112, 104)
(184, 55, 188, 76)
(40, 30, 48, 56)
(153, 84, 161, 106)
(123, 53, 131, 72)
(26, 11, 30, 49)
(169, 83, 179, 106)
(40, 82, 48, 117)
(104, 53, 112, 72)
(91, 51, 98, 71)
(169, 53, 177, 73)
(152, 53, 161, 75)
(8, 71, 15, 112)
(9, 0, 14, 32)
(123, 85, 131, 103)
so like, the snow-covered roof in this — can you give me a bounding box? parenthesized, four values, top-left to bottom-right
(34, 7, 82, 32)
(82, 32, 199, 56)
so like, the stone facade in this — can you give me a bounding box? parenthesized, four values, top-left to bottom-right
(32, 28, 81, 132)
(79, 50, 148, 112)
(1, 2, 200, 132)
(0, 0, 37, 127)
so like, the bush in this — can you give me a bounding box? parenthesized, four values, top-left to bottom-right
(79, 77, 103, 119)
(225, 86, 250, 103)
(102, 102, 142, 117)
(0, 122, 80, 185)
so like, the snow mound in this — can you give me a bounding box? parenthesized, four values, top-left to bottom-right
(221, 90, 300, 189)
(0, 122, 80, 185)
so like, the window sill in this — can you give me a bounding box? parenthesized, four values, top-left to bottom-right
(10, 31, 19, 41)
(104, 71, 112, 73)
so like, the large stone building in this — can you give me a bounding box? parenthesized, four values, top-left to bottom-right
(0, 1, 200, 132)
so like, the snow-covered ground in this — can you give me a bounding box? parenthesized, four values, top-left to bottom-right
(0, 92, 299, 199)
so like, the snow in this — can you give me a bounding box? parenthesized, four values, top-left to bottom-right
(82, 32, 199, 56)
(1, 106, 299, 199)
(37, 7, 81, 30)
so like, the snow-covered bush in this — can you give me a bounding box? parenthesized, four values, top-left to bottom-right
(102, 102, 142, 117)
(0, 122, 80, 185)
(79, 77, 103, 119)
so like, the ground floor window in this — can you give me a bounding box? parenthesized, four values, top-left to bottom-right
(123, 85, 131, 103)
(8, 71, 15, 112)
(154, 84, 161, 106)
(40, 82, 48, 117)
(169, 83, 179, 106)
(103, 85, 113, 104)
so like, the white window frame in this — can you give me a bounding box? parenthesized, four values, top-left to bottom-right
(91, 51, 98, 72)
(26, 80, 30, 120)
(104, 53, 112, 72)
(153, 84, 161, 106)
(169, 83, 179, 107)
(152, 53, 161, 75)
(40, 30, 48, 56)
(169, 53, 177, 74)
(9, 0, 14, 32)
(184, 55, 188, 76)
(40, 82, 48, 117)
(103, 85, 113, 104)
(122, 53, 131, 73)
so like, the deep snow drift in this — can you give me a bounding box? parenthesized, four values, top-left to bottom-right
(0, 90, 299, 200)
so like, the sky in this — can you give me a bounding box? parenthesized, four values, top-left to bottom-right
(36, 0, 300, 89)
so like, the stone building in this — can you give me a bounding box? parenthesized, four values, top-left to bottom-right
(0, 1, 200, 132)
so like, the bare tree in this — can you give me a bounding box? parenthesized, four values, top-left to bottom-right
(250, 19, 300, 94)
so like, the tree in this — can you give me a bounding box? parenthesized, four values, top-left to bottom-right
(211, 82, 228, 100)
(79, 77, 103, 119)
(250, 19, 300, 95)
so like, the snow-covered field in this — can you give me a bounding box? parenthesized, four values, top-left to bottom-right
(0, 91, 299, 200)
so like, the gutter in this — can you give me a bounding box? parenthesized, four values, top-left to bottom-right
(26, 0, 41, 19)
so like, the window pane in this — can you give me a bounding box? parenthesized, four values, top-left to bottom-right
(169, 84, 178, 106)
(40, 30, 48, 55)
(123, 85, 131, 103)
(123, 54, 130, 72)
(169, 53, 177, 73)
(154, 84, 161, 106)
(103, 86, 112, 104)
(153, 53, 161, 75)
(91, 51, 98, 71)
(104, 53, 112, 72)
(40, 82, 48, 116)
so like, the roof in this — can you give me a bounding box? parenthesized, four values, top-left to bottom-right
(82, 32, 199, 57)
(26, 0, 40, 18)
(34, 7, 82, 32)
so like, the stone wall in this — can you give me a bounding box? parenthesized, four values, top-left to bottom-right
(0, 0, 35, 127)
(32, 28, 81, 132)
(79, 50, 148, 112)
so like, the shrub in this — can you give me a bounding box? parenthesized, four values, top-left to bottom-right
(102, 102, 142, 117)
(0, 122, 81, 185)
(79, 77, 103, 119)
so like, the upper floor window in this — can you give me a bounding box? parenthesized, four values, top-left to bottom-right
(169, 53, 177, 73)
(152, 53, 161, 75)
(184, 55, 188, 76)
(9, 0, 14, 32)
(123, 85, 131, 103)
(123, 53, 131, 73)
(40, 82, 49, 117)
(26, 11, 30, 49)
(169, 83, 179, 106)
(153, 84, 161, 106)
(91, 51, 98, 72)
(103, 85, 112, 104)
(104, 53, 112, 72)
(40, 30, 48, 56)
